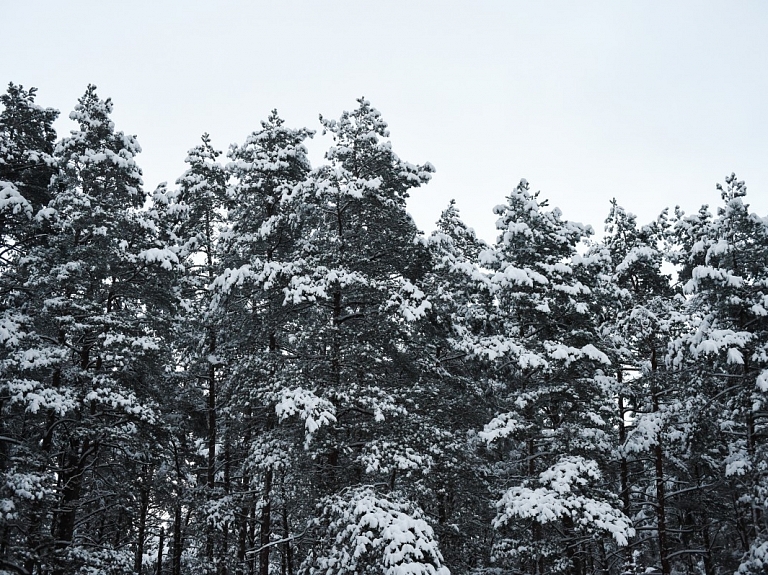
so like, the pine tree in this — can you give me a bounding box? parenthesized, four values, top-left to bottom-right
(0, 83, 58, 216)
(252, 98, 453, 574)
(212, 110, 314, 574)
(594, 200, 686, 574)
(669, 174, 768, 573)
(0, 85, 176, 575)
(1, 85, 60, 575)
(421, 201, 497, 572)
(151, 132, 230, 573)
(477, 180, 633, 574)
(0, 83, 58, 272)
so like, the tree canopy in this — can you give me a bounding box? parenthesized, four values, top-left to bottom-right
(2, 83, 768, 575)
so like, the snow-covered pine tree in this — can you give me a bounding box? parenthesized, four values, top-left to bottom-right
(0, 83, 58, 217)
(477, 180, 633, 574)
(1, 85, 177, 575)
(0, 83, 58, 268)
(151, 133, 230, 574)
(255, 98, 452, 575)
(0, 82, 59, 575)
(421, 200, 498, 572)
(669, 174, 768, 574)
(211, 111, 314, 575)
(594, 200, 690, 575)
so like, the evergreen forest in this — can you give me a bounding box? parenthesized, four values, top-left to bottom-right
(2, 83, 768, 575)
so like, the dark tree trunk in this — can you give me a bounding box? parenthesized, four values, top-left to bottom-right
(156, 526, 164, 575)
(258, 469, 273, 575)
(236, 509, 248, 575)
(562, 515, 584, 575)
(653, 441, 670, 574)
(0, 399, 7, 474)
(281, 498, 293, 575)
(52, 437, 92, 575)
(207, 331, 217, 563)
(134, 475, 150, 573)
(248, 505, 257, 575)
(701, 523, 715, 575)
(617, 373, 634, 572)
(237, 422, 252, 575)
(651, 346, 670, 575)
(258, 332, 280, 575)
(172, 505, 182, 575)
(220, 439, 231, 575)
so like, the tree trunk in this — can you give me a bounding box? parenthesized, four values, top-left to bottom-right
(701, 522, 715, 575)
(617, 374, 634, 572)
(0, 399, 7, 473)
(258, 469, 273, 575)
(653, 441, 670, 574)
(651, 346, 670, 575)
(236, 507, 248, 575)
(134, 472, 150, 573)
(156, 526, 164, 575)
(562, 515, 584, 575)
(172, 505, 182, 575)
(221, 439, 231, 575)
(248, 505, 257, 574)
(237, 420, 252, 575)
(207, 331, 217, 563)
(53, 437, 91, 575)
(281, 496, 293, 575)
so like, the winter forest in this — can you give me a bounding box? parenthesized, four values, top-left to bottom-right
(1, 82, 768, 575)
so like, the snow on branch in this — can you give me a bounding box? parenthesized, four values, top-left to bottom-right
(493, 456, 634, 546)
(275, 387, 336, 448)
(302, 487, 450, 575)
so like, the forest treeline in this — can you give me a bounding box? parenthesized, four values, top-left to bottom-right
(1, 83, 768, 575)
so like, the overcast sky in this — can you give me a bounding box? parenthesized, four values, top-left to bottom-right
(4, 1, 767, 242)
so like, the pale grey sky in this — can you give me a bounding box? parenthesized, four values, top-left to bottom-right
(4, 1, 767, 241)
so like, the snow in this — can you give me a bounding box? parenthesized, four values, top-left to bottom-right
(494, 456, 634, 546)
(9, 378, 77, 415)
(622, 410, 666, 454)
(480, 412, 530, 444)
(138, 247, 180, 270)
(275, 387, 336, 448)
(725, 448, 751, 477)
(614, 246, 657, 276)
(543, 343, 610, 366)
(0, 180, 32, 217)
(690, 265, 744, 289)
(757, 369, 768, 392)
(310, 488, 450, 575)
(83, 387, 156, 422)
(727, 347, 744, 365)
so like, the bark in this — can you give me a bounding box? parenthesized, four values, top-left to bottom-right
(52, 437, 93, 575)
(651, 346, 670, 575)
(617, 372, 634, 572)
(134, 473, 150, 573)
(206, 331, 217, 562)
(248, 505, 257, 574)
(172, 505, 182, 575)
(156, 526, 164, 575)
(258, 332, 278, 575)
(221, 439, 231, 575)
(281, 497, 293, 575)
(0, 399, 7, 474)
(332, 290, 341, 387)
(258, 469, 273, 575)
(701, 523, 715, 575)
(562, 515, 584, 575)
(236, 421, 252, 575)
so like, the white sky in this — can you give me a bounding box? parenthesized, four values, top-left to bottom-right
(4, 1, 767, 242)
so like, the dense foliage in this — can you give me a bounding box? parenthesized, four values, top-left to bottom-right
(2, 83, 768, 575)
